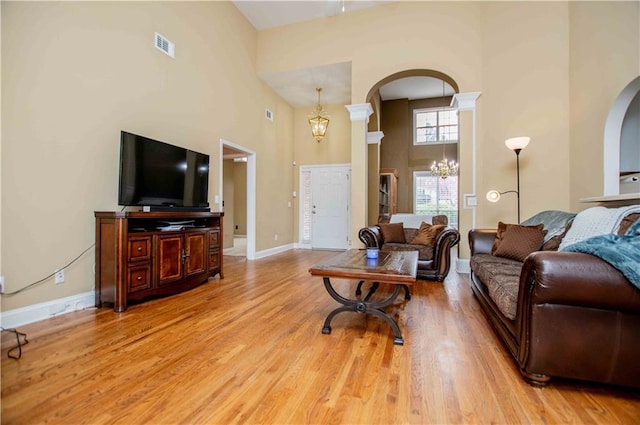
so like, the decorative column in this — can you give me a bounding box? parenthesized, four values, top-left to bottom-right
(450, 92, 481, 273)
(345, 103, 374, 246)
(367, 131, 384, 226)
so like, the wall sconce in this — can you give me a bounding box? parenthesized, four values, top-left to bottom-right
(486, 136, 530, 223)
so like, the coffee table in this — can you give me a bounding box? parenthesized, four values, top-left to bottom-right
(309, 249, 418, 345)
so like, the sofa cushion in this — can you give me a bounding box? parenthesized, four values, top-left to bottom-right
(379, 222, 406, 243)
(470, 254, 522, 320)
(411, 222, 445, 246)
(382, 243, 434, 261)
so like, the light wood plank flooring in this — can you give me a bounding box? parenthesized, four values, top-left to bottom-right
(2, 249, 639, 424)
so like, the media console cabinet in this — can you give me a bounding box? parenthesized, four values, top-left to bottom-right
(94, 211, 223, 312)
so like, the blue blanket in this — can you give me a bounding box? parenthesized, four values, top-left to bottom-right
(562, 219, 640, 290)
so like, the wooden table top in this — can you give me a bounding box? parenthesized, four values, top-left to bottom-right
(309, 249, 418, 284)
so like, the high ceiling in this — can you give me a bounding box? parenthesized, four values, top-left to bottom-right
(233, 0, 389, 31)
(234, 1, 454, 108)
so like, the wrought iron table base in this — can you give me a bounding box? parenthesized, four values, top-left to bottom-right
(321, 277, 408, 345)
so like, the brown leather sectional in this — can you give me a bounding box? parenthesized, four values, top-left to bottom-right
(469, 219, 640, 388)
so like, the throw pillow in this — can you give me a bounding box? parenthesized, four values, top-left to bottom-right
(490, 221, 508, 255)
(379, 222, 406, 243)
(411, 222, 445, 246)
(493, 223, 546, 262)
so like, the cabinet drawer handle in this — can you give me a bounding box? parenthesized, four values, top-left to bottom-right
(137, 247, 143, 252)
(137, 276, 142, 281)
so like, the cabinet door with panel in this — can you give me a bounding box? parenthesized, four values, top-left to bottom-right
(184, 232, 207, 277)
(156, 234, 184, 286)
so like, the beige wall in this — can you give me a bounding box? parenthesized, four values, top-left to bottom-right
(569, 1, 640, 212)
(1, 1, 293, 310)
(478, 1, 572, 227)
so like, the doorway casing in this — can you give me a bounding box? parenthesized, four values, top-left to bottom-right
(219, 139, 256, 260)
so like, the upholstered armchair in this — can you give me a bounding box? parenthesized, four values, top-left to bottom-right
(358, 214, 460, 281)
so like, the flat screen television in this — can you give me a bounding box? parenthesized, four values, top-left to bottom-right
(118, 131, 210, 211)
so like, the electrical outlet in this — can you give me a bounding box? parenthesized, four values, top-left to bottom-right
(0, 275, 5, 294)
(274, 234, 278, 241)
(55, 269, 65, 284)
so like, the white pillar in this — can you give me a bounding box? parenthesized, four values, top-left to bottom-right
(345, 103, 374, 246)
(450, 92, 481, 272)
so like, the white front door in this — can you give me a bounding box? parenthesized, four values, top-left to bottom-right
(309, 166, 350, 250)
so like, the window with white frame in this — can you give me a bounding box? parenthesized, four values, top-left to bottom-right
(413, 171, 458, 228)
(413, 107, 459, 145)
(300, 169, 312, 243)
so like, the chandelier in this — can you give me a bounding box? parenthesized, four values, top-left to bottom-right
(430, 144, 459, 179)
(308, 87, 330, 142)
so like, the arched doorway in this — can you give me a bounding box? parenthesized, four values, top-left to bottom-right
(364, 70, 461, 227)
(603, 75, 640, 196)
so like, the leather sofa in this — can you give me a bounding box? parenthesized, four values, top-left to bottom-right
(358, 215, 460, 281)
(469, 210, 640, 388)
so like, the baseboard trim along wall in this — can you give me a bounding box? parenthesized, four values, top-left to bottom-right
(1, 291, 95, 328)
(254, 243, 295, 260)
(457, 259, 470, 274)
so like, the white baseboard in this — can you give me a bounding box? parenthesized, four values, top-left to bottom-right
(1, 291, 95, 328)
(456, 258, 470, 274)
(254, 243, 294, 259)
(294, 242, 312, 249)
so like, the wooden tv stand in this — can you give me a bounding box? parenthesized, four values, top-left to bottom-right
(94, 211, 223, 312)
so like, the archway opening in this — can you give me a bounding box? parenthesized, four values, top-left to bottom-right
(364, 69, 461, 227)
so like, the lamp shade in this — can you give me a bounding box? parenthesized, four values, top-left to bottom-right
(505, 136, 530, 151)
(486, 190, 501, 202)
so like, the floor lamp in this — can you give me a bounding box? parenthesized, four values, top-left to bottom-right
(486, 136, 530, 223)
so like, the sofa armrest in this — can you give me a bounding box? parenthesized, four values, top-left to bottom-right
(514, 251, 640, 385)
(358, 225, 383, 248)
(518, 251, 640, 312)
(468, 229, 497, 256)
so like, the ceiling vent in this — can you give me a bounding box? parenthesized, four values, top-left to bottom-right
(155, 32, 175, 58)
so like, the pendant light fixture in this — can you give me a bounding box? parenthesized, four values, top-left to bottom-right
(308, 87, 330, 142)
(430, 143, 459, 180)
(430, 80, 458, 179)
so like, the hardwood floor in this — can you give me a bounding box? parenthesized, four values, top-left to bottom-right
(2, 249, 639, 424)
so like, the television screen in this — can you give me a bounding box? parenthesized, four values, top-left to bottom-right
(118, 131, 209, 209)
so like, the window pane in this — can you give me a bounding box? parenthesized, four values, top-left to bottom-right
(416, 128, 427, 144)
(439, 110, 458, 126)
(301, 171, 312, 242)
(439, 125, 458, 141)
(426, 127, 437, 142)
(423, 111, 438, 127)
(414, 172, 458, 228)
(416, 112, 428, 128)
